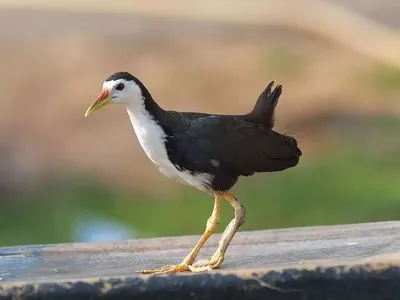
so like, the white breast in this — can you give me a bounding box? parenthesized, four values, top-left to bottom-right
(126, 105, 213, 192)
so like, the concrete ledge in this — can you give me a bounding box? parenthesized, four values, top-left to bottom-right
(1, 221, 400, 299)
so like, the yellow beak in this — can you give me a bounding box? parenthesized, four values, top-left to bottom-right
(85, 89, 112, 117)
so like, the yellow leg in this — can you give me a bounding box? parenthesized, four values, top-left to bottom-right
(140, 192, 222, 275)
(189, 191, 246, 272)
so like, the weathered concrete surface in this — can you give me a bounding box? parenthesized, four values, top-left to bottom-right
(1, 221, 400, 299)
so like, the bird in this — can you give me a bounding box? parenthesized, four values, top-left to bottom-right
(84, 71, 302, 275)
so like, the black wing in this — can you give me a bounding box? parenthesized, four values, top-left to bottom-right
(172, 116, 302, 177)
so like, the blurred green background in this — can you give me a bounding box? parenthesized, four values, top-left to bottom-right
(0, 0, 399, 247)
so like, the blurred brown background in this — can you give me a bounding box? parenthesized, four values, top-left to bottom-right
(0, 0, 399, 247)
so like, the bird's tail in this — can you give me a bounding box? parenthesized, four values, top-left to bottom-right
(247, 81, 282, 128)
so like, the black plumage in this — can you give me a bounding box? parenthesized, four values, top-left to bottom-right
(107, 72, 302, 192)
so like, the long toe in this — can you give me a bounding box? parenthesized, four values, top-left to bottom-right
(139, 263, 190, 275)
(189, 253, 225, 272)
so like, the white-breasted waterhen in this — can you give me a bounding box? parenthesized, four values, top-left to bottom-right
(85, 72, 302, 275)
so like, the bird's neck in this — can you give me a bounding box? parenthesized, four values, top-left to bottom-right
(125, 96, 172, 168)
(125, 94, 167, 134)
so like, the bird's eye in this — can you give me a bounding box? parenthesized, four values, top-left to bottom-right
(116, 83, 125, 91)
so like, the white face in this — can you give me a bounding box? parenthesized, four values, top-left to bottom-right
(103, 79, 143, 105)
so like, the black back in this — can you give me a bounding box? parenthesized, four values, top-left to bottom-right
(107, 72, 301, 192)
(160, 82, 301, 191)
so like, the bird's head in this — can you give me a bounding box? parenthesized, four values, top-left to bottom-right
(85, 72, 146, 117)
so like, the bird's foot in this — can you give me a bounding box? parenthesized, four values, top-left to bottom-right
(139, 263, 190, 275)
(188, 252, 225, 272)
(139, 253, 225, 275)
